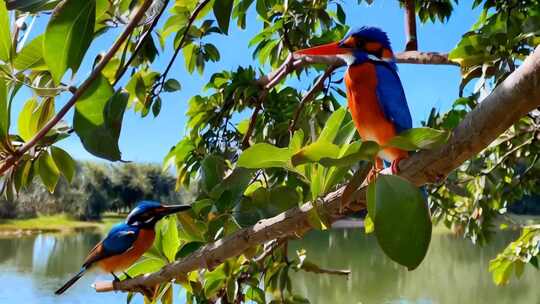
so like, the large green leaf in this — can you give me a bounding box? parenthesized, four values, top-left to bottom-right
(201, 154, 226, 194)
(291, 141, 340, 166)
(125, 257, 166, 278)
(386, 127, 450, 151)
(0, 79, 8, 142)
(17, 98, 55, 142)
(0, 1, 11, 62)
(368, 175, 431, 270)
(160, 216, 180, 262)
(237, 143, 292, 169)
(213, 0, 234, 34)
(44, 0, 96, 84)
(319, 107, 347, 143)
(37, 150, 60, 193)
(14, 35, 46, 71)
(73, 76, 126, 161)
(51, 146, 75, 182)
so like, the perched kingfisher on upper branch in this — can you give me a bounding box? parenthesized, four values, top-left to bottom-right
(55, 201, 191, 295)
(295, 27, 412, 178)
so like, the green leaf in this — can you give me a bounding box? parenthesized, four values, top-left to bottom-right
(160, 215, 180, 262)
(372, 175, 431, 270)
(44, 0, 96, 84)
(386, 127, 450, 151)
(37, 150, 60, 193)
(18, 98, 38, 141)
(164, 79, 181, 92)
(213, 0, 234, 34)
(14, 35, 46, 71)
(245, 286, 265, 304)
(0, 1, 11, 62)
(237, 143, 292, 169)
(50, 146, 75, 182)
(336, 4, 346, 24)
(0, 78, 8, 142)
(201, 154, 226, 194)
(152, 96, 161, 117)
(125, 257, 166, 277)
(74, 77, 126, 161)
(291, 141, 340, 166)
(177, 212, 207, 242)
(319, 107, 346, 143)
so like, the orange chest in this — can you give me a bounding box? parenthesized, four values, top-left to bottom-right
(344, 64, 397, 144)
(98, 229, 156, 272)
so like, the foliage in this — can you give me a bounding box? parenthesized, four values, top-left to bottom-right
(0, 0, 538, 302)
(0, 161, 183, 220)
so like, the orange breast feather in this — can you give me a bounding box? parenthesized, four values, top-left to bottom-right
(98, 229, 156, 273)
(345, 64, 407, 162)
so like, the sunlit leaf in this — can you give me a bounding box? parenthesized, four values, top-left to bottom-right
(44, 0, 96, 84)
(74, 79, 126, 161)
(51, 146, 75, 182)
(37, 149, 60, 193)
(0, 1, 11, 62)
(14, 35, 46, 71)
(386, 127, 450, 151)
(237, 143, 292, 169)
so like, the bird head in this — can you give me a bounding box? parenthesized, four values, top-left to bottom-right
(294, 26, 395, 67)
(126, 201, 191, 228)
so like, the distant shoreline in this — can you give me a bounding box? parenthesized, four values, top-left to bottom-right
(0, 214, 122, 237)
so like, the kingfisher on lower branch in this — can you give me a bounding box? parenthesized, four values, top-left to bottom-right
(295, 27, 412, 177)
(55, 201, 191, 295)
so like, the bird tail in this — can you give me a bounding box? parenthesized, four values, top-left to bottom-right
(55, 267, 87, 295)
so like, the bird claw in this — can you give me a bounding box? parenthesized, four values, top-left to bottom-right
(367, 167, 380, 183)
(390, 158, 404, 175)
(111, 272, 120, 282)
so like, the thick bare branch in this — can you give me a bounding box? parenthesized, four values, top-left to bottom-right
(95, 46, 540, 294)
(404, 0, 418, 51)
(0, 0, 155, 175)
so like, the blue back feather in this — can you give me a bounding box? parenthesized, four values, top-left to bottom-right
(102, 223, 139, 254)
(374, 63, 412, 133)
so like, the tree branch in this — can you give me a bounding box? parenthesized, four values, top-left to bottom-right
(113, 0, 171, 86)
(95, 45, 540, 294)
(404, 0, 418, 51)
(289, 64, 339, 133)
(0, 0, 155, 175)
(151, 0, 211, 97)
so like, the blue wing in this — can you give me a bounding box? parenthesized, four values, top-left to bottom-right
(83, 223, 139, 267)
(374, 62, 412, 133)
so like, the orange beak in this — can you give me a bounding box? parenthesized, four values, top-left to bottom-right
(294, 41, 351, 56)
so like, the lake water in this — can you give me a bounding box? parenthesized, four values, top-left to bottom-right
(0, 228, 538, 304)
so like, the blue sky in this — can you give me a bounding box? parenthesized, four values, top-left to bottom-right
(14, 1, 481, 164)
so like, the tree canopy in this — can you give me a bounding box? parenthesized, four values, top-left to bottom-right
(0, 0, 539, 303)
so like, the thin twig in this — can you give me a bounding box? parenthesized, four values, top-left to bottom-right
(113, 0, 171, 86)
(151, 0, 211, 97)
(289, 64, 339, 133)
(0, 0, 155, 175)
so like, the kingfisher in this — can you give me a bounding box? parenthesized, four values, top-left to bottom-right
(295, 27, 412, 177)
(55, 201, 191, 295)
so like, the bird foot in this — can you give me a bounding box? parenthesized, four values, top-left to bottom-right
(111, 272, 120, 282)
(390, 158, 404, 175)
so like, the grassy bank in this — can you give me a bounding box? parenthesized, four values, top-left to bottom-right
(0, 213, 123, 236)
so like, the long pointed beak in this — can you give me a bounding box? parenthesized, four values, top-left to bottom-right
(157, 204, 191, 216)
(294, 41, 351, 56)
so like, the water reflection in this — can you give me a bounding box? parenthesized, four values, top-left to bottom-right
(0, 229, 538, 303)
(290, 229, 540, 304)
